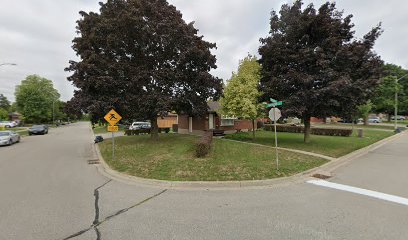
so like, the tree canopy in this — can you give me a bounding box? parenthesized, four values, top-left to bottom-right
(0, 94, 11, 111)
(0, 108, 7, 120)
(66, 0, 222, 139)
(15, 75, 60, 123)
(220, 55, 262, 138)
(258, 0, 383, 142)
(372, 64, 408, 117)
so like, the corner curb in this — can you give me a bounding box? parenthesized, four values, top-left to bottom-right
(93, 140, 308, 190)
(92, 125, 406, 190)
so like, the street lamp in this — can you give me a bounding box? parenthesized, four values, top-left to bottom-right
(0, 63, 17, 67)
(394, 73, 408, 131)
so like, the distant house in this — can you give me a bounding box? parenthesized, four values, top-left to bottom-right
(157, 113, 178, 129)
(178, 102, 256, 135)
(8, 112, 21, 122)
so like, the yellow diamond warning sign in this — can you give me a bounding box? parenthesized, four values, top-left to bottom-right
(104, 109, 122, 126)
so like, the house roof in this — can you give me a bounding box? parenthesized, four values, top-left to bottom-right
(8, 112, 21, 116)
(207, 101, 220, 113)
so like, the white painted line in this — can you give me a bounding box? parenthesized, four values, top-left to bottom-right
(307, 179, 408, 206)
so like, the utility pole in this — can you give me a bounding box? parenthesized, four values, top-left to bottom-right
(394, 74, 408, 131)
(0, 63, 17, 67)
(52, 100, 55, 126)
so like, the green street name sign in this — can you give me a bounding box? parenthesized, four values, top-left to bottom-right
(265, 98, 283, 108)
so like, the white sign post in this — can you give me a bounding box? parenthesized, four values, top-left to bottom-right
(104, 109, 122, 162)
(269, 108, 281, 170)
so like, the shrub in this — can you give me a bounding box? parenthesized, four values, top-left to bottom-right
(172, 124, 178, 133)
(125, 129, 151, 135)
(264, 124, 352, 137)
(264, 124, 303, 133)
(311, 128, 352, 136)
(257, 121, 265, 129)
(195, 130, 213, 158)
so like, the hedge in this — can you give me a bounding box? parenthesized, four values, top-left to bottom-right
(264, 124, 353, 137)
(125, 129, 151, 135)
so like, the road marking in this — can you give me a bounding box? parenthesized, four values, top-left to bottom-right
(307, 179, 408, 206)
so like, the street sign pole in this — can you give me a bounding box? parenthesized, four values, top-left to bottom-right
(273, 107, 279, 170)
(104, 109, 122, 162)
(266, 98, 283, 171)
(112, 131, 115, 162)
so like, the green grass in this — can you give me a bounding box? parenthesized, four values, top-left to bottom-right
(19, 130, 29, 136)
(383, 120, 408, 125)
(99, 134, 328, 181)
(312, 123, 401, 131)
(225, 129, 394, 158)
(12, 127, 28, 131)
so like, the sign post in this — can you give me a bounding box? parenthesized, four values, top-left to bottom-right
(266, 98, 283, 170)
(104, 109, 122, 162)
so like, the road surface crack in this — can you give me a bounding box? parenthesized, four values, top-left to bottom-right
(92, 180, 112, 239)
(61, 186, 167, 240)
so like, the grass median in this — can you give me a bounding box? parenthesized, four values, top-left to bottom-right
(98, 134, 328, 181)
(225, 129, 394, 158)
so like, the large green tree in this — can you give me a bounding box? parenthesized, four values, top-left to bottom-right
(66, 0, 222, 139)
(259, 1, 383, 143)
(0, 108, 8, 120)
(15, 75, 60, 123)
(356, 101, 373, 125)
(372, 64, 408, 118)
(0, 94, 11, 111)
(220, 55, 262, 139)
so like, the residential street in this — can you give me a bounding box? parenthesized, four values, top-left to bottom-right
(1, 122, 408, 240)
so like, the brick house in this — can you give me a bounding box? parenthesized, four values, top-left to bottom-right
(178, 102, 256, 135)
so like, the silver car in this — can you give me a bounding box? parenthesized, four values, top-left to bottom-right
(0, 131, 20, 146)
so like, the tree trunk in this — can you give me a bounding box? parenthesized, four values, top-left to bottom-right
(252, 119, 256, 140)
(387, 113, 391, 122)
(364, 117, 369, 126)
(304, 116, 311, 143)
(150, 117, 159, 140)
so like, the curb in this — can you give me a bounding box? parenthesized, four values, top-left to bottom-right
(94, 142, 309, 190)
(91, 126, 406, 190)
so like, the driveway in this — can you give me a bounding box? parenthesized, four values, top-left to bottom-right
(1, 122, 407, 240)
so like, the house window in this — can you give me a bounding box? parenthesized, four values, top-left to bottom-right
(220, 116, 236, 126)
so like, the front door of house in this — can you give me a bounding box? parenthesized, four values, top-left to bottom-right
(209, 114, 214, 129)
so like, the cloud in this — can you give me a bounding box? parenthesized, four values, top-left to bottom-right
(1, 0, 407, 103)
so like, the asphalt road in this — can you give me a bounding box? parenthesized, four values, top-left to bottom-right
(1, 122, 408, 240)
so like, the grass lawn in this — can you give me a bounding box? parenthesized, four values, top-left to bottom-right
(18, 130, 29, 136)
(383, 120, 408, 125)
(313, 123, 400, 131)
(225, 129, 394, 158)
(93, 125, 125, 134)
(98, 134, 328, 181)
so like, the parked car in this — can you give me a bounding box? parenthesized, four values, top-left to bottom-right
(28, 125, 49, 135)
(391, 116, 406, 120)
(129, 122, 151, 130)
(368, 117, 381, 123)
(0, 131, 20, 146)
(0, 121, 17, 128)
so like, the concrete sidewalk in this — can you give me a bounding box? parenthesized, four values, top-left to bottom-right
(329, 131, 408, 198)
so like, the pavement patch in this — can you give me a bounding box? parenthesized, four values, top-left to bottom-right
(307, 179, 408, 206)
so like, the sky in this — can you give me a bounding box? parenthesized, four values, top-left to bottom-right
(0, 0, 407, 102)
